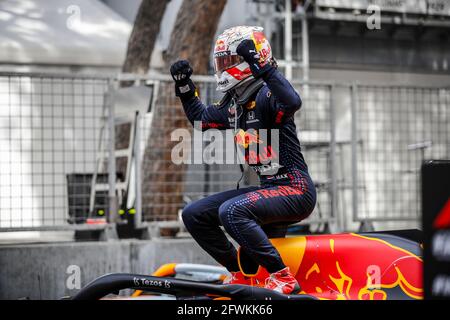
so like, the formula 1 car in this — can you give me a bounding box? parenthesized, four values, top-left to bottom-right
(73, 230, 423, 300)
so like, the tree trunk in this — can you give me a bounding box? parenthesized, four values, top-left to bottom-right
(164, 0, 228, 73)
(122, 0, 170, 75)
(115, 0, 169, 195)
(141, 0, 227, 223)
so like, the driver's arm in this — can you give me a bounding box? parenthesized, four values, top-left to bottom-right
(236, 40, 302, 124)
(180, 95, 229, 130)
(261, 68, 302, 124)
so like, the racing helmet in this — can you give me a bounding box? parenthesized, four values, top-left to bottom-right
(213, 26, 272, 93)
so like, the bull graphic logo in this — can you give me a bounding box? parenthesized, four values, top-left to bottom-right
(234, 129, 261, 149)
(215, 39, 226, 52)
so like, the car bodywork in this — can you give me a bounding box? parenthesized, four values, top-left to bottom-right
(73, 230, 423, 300)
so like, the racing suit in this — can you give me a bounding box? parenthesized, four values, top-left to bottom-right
(178, 66, 316, 273)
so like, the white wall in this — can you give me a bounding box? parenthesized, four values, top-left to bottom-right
(0, 0, 132, 67)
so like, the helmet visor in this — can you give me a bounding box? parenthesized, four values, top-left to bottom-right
(214, 54, 244, 74)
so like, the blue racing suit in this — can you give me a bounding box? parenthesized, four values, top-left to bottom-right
(179, 67, 316, 273)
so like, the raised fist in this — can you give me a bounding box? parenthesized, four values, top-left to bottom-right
(170, 60, 196, 100)
(170, 60, 193, 84)
(236, 40, 271, 78)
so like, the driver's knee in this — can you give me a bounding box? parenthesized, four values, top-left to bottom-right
(218, 200, 233, 229)
(181, 199, 215, 230)
(181, 201, 201, 229)
(218, 200, 249, 232)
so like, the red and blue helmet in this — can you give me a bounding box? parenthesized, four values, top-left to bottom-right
(213, 26, 272, 93)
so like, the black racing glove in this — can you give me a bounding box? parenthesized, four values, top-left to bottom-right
(170, 60, 196, 101)
(236, 39, 272, 78)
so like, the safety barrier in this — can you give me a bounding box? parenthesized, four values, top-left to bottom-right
(0, 72, 112, 231)
(0, 71, 448, 234)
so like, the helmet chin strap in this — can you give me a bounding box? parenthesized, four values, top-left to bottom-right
(230, 77, 265, 105)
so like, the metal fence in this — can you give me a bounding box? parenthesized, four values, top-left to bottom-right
(354, 85, 450, 223)
(0, 73, 112, 231)
(134, 80, 338, 232)
(293, 83, 337, 230)
(0, 71, 449, 234)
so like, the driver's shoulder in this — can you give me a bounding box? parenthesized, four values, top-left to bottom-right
(255, 84, 272, 105)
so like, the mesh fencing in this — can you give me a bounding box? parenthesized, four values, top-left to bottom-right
(355, 85, 450, 222)
(0, 74, 110, 229)
(294, 84, 335, 225)
(1, 72, 449, 232)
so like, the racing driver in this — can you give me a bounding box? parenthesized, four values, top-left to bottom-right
(170, 26, 316, 294)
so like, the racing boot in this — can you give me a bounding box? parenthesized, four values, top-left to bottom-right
(223, 271, 251, 285)
(264, 267, 301, 294)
